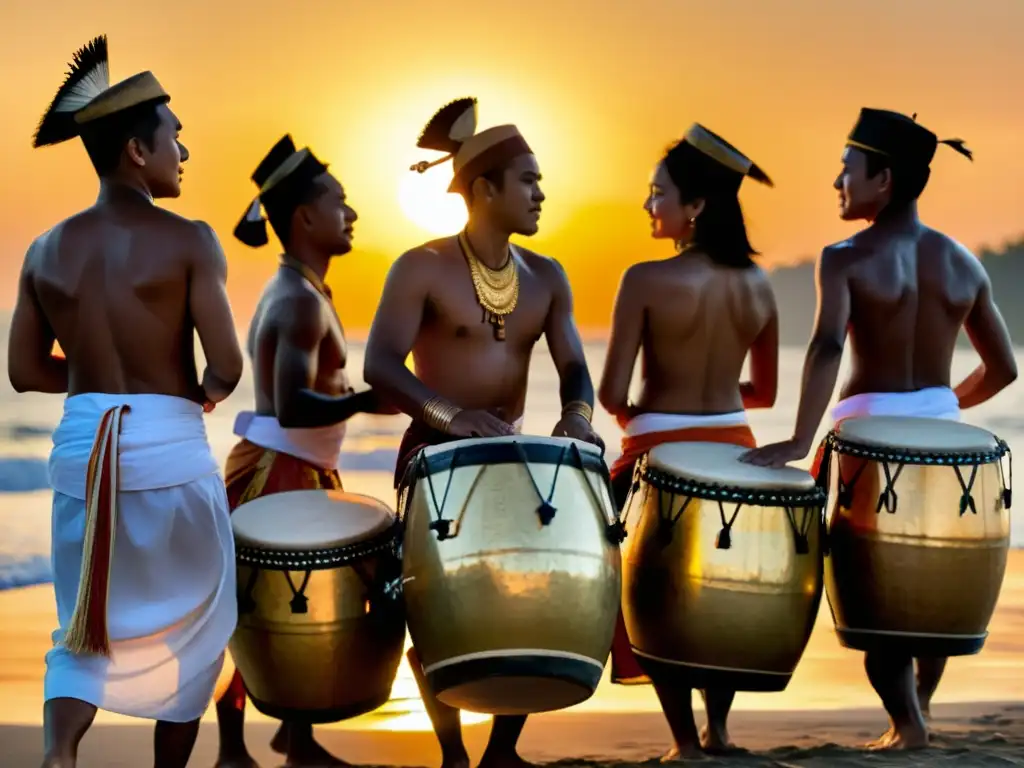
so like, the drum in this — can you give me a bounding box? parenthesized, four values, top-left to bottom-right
(622, 442, 826, 691)
(400, 435, 623, 715)
(229, 489, 406, 723)
(822, 416, 1012, 657)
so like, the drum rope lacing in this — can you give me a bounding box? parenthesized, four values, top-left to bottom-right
(818, 431, 1013, 517)
(634, 459, 826, 553)
(236, 521, 403, 615)
(410, 441, 628, 545)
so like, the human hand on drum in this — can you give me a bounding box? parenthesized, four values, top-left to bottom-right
(552, 414, 605, 453)
(449, 409, 517, 438)
(739, 437, 809, 468)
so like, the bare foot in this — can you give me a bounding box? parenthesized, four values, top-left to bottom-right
(477, 751, 535, 768)
(920, 702, 932, 722)
(660, 742, 704, 762)
(867, 723, 928, 751)
(214, 756, 261, 768)
(699, 724, 736, 755)
(440, 748, 470, 768)
(282, 740, 350, 767)
(270, 722, 289, 755)
(882, 725, 929, 751)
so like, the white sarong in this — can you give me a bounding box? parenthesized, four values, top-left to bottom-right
(232, 411, 347, 471)
(831, 385, 961, 424)
(45, 394, 236, 722)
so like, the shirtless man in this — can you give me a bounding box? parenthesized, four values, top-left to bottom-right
(742, 108, 1017, 750)
(598, 124, 777, 760)
(364, 97, 602, 768)
(10, 36, 243, 768)
(214, 135, 394, 768)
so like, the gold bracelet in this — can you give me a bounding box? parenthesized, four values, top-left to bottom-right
(422, 396, 462, 433)
(562, 400, 593, 423)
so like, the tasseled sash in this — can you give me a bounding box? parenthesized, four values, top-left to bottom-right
(62, 404, 130, 657)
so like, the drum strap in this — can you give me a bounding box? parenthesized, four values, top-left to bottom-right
(784, 506, 814, 555)
(655, 488, 816, 555)
(416, 449, 487, 541)
(826, 431, 1015, 518)
(238, 568, 259, 614)
(564, 442, 626, 544)
(998, 445, 1013, 510)
(513, 440, 567, 526)
(655, 491, 692, 547)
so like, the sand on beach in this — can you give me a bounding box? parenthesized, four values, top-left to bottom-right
(2, 550, 1024, 765)
(3, 704, 1024, 766)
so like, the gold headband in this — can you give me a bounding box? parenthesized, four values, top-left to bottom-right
(684, 124, 753, 176)
(260, 148, 311, 194)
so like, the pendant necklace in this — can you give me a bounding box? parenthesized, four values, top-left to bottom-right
(457, 230, 519, 341)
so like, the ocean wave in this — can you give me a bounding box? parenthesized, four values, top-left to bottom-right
(0, 450, 403, 493)
(2, 423, 53, 440)
(0, 458, 50, 492)
(0, 554, 52, 590)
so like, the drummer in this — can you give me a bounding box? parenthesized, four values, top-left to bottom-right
(213, 135, 395, 768)
(598, 124, 778, 759)
(364, 96, 603, 768)
(742, 108, 1017, 750)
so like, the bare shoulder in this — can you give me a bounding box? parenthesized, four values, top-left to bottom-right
(261, 281, 327, 344)
(514, 245, 570, 286)
(819, 238, 860, 277)
(922, 225, 985, 273)
(389, 237, 457, 282)
(741, 262, 776, 298)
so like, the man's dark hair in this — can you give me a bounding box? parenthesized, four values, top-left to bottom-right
(78, 100, 165, 177)
(460, 166, 507, 206)
(265, 179, 330, 247)
(864, 152, 932, 211)
(662, 141, 759, 269)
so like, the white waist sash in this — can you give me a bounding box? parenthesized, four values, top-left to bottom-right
(831, 386, 961, 423)
(49, 393, 219, 498)
(233, 411, 346, 471)
(624, 411, 748, 438)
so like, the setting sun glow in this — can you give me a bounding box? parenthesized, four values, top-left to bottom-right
(397, 165, 468, 236)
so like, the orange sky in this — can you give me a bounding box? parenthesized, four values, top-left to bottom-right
(2, 0, 1022, 332)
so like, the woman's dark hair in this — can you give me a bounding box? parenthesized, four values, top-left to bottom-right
(661, 140, 758, 269)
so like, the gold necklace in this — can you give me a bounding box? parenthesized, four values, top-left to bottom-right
(458, 230, 519, 341)
(280, 254, 332, 300)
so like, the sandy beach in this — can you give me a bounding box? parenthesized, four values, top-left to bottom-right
(2, 551, 1023, 766)
(2, 704, 1024, 766)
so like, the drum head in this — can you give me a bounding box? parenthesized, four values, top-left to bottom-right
(420, 434, 602, 460)
(837, 416, 999, 454)
(647, 442, 815, 491)
(232, 490, 395, 551)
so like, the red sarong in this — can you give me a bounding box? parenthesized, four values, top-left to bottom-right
(218, 439, 343, 708)
(394, 420, 453, 490)
(608, 424, 757, 686)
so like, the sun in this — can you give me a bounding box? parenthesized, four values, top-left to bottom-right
(397, 164, 468, 235)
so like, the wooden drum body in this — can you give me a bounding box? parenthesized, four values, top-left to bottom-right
(622, 442, 826, 692)
(401, 435, 624, 715)
(230, 490, 406, 723)
(823, 416, 1012, 657)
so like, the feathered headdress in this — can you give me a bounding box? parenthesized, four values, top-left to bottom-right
(410, 97, 533, 195)
(234, 134, 329, 248)
(409, 97, 478, 174)
(33, 35, 169, 148)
